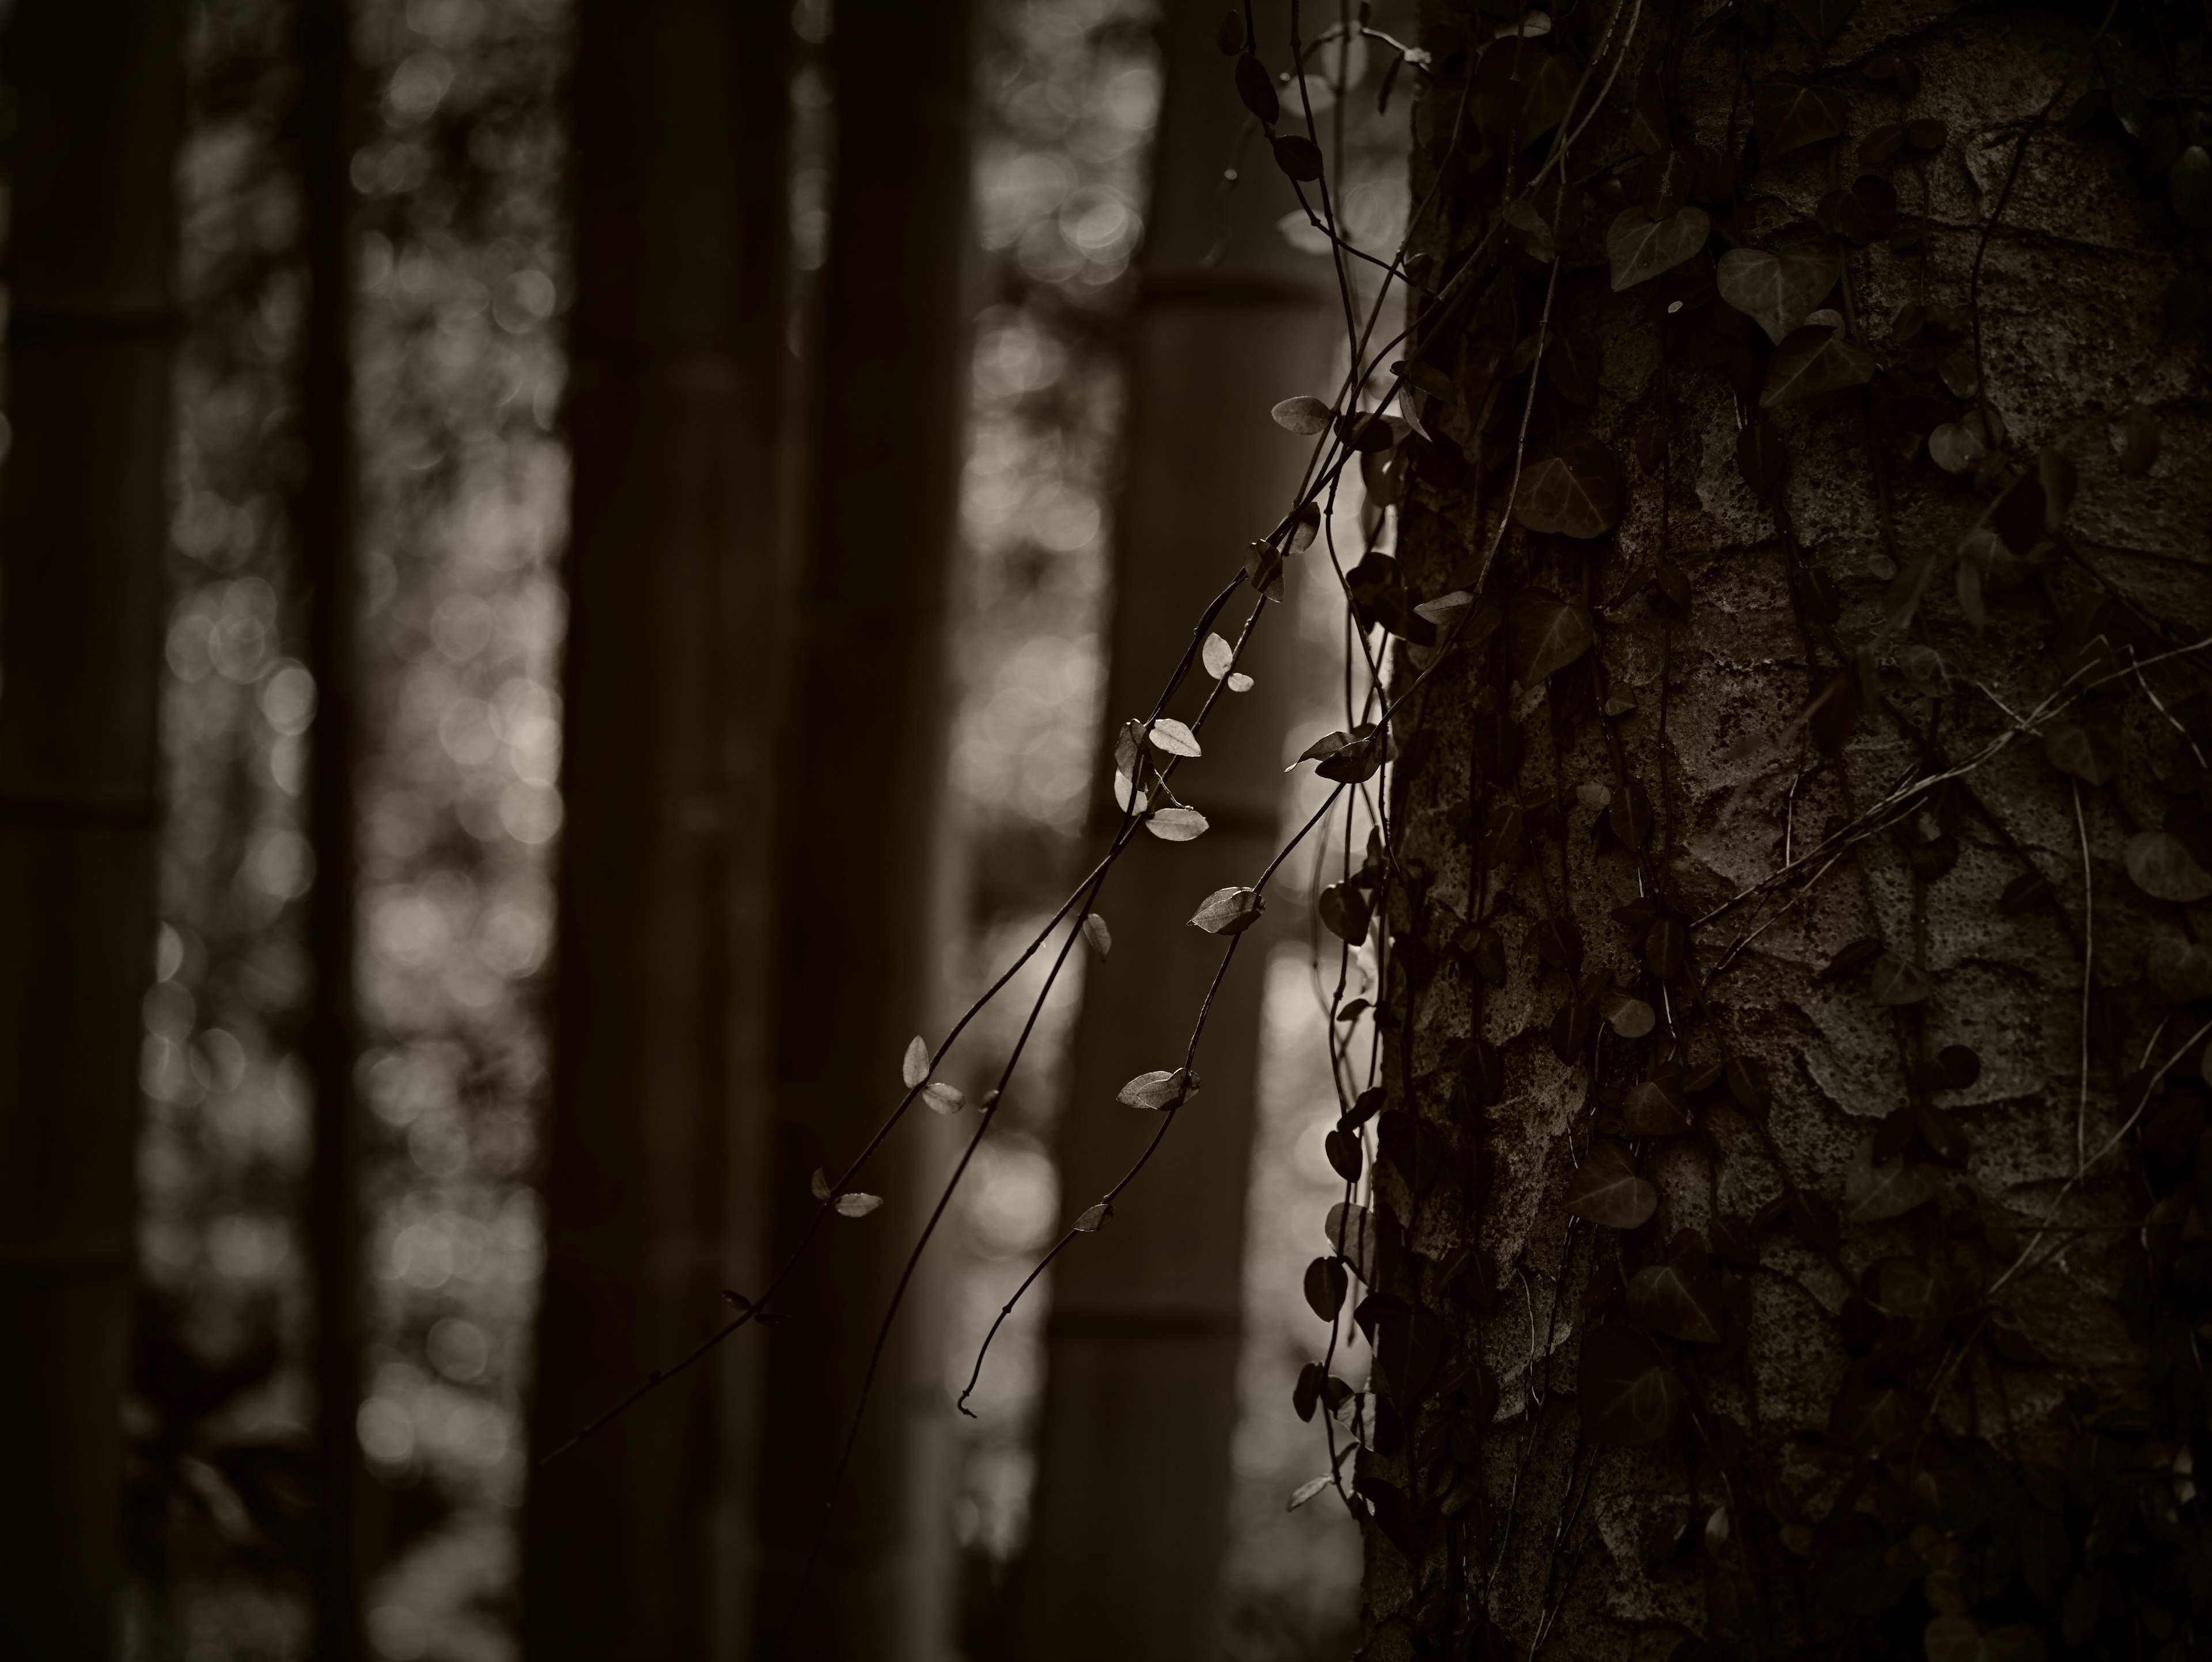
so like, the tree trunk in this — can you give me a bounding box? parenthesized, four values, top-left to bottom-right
(521, 2, 790, 1657)
(1287, 6, 2212, 1659)
(0, 3, 181, 1657)
(294, 3, 366, 1655)
(1010, 3, 1334, 1657)
(753, 0, 974, 1654)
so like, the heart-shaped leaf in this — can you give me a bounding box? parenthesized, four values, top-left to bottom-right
(1626, 1236, 1724, 1343)
(1754, 75, 1850, 156)
(1511, 433, 1622, 538)
(1374, 1306, 1445, 1402)
(1623, 1078, 1692, 1135)
(1782, 0, 1860, 41)
(1607, 204, 1711, 291)
(2043, 722, 2120, 786)
(1503, 586, 1596, 682)
(1145, 807, 1209, 842)
(1324, 1200, 1379, 1282)
(1304, 1254, 1348, 1322)
(1762, 328, 1876, 407)
(1870, 953, 1934, 1006)
(1564, 1139, 1659, 1228)
(2127, 831, 2212, 902)
(1190, 885, 1264, 934)
(1716, 248, 1839, 344)
(1270, 395, 1331, 435)
(1844, 1138, 1945, 1222)
(1578, 1325, 1683, 1444)
(1598, 988, 1657, 1039)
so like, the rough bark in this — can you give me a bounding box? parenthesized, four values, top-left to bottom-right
(752, 0, 974, 1655)
(1310, 3, 2212, 1659)
(1010, 3, 1334, 1657)
(521, 3, 789, 1657)
(0, 3, 182, 1656)
(295, 3, 367, 1654)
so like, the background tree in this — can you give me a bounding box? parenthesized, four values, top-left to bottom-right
(753, 0, 976, 1653)
(1202, 2, 2212, 1657)
(0, 3, 183, 1656)
(1010, 2, 1333, 1656)
(294, 2, 368, 1654)
(521, 1, 789, 1657)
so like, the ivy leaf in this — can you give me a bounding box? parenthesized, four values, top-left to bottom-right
(1753, 75, 1850, 156)
(810, 1168, 832, 1201)
(1324, 1125, 1362, 1182)
(1511, 434, 1622, 537)
(1715, 247, 1839, 345)
(1626, 1235, 1724, 1343)
(1736, 420, 1787, 498)
(1830, 1369, 1916, 1455)
(1147, 718, 1202, 758)
(1296, 729, 1353, 764)
(1116, 1068, 1191, 1110)
(1820, 936, 1884, 979)
(1928, 419, 1988, 475)
(1781, 0, 1859, 41)
(835, 1191, 883, 1218)
(1073, 1201, 1110, 1232)
(1869, 953, 1934, 1006)
(2043, 722, 2120, 786)
(1287, 1474, 1334, 1512)
(1200, 633, 1234, 678)
(1323, 1201, 1378, 1283)
(1503, 586, 1596, 682)
(2148, 933, 2212, 1003)
(902, 1036, 930, 1088)
(1315, 733, 1385, 784)
(1269, 395, 1331, 435)
(1081, 914, 1112, 957)
(1761, 328, 1876, 408)
(1577, 1325, 1683, 1445)
(1374, 1306, 1445, 1402)
(1563, 1139, 1659, 1228)
(1645, 918, 1686, 980)
(1815, 173, 1897, 244)
(1598, 987, 1657, 1039)
(1606, 204, 1711, 291)
(1623, 1078, 1692, 1136)
(1273, 134, 1324, 181)
(2127, 831, 2212, 902)
(923, 1081, 966, 1114)
(1609, 779, 1653, 847)
(1843, 1138, 1945, 1222)
(1233, 51, 1279, 124)
(1358, 1475, 1425, 1555)
(1145, 807, 1210, 842)
(1304, 1255, 1348, 1322)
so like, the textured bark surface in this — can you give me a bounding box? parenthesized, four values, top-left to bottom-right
(1332, 3, 2212, 1657)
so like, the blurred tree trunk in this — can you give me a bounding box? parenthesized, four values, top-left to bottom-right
(522, 2, 789, 1657)
(0, 3, 181, 1657)
(1339, 7, 2212, 1660)
(752, 0, 974, 1655)
(1009, 3, 1334, 1657)
(293, 3, 366, 1656)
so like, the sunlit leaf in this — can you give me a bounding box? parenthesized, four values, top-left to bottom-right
(1715, 247, 1838, 345)
(902, 1035, 929, 1088)
(1606, 204, 1710, 291)
(1145, 807, 1210, 842)
(1563, 1139, 1658, 1228)
(1287, 1474, 1334, 1512)
(1190, 885, 1264, 934)
(1226, 671, 1253, 692)
(923, 1081, 965, 1114)
(2127, 831, 2212, 902)
(1147, 717, 1202, 758)
(1081, 914, 1112, 957)
(1271, 395, 1332, 435)
(1578, 1324, 1683, 1444)
(835, 1191, 882, 1218)
(1116, 1068, 1191, 1110)
(1202, 631, 1237, 677)
(1296, 729, 1354, 764)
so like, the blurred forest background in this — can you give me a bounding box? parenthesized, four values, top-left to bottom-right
(0, 0, 1427, 1659)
